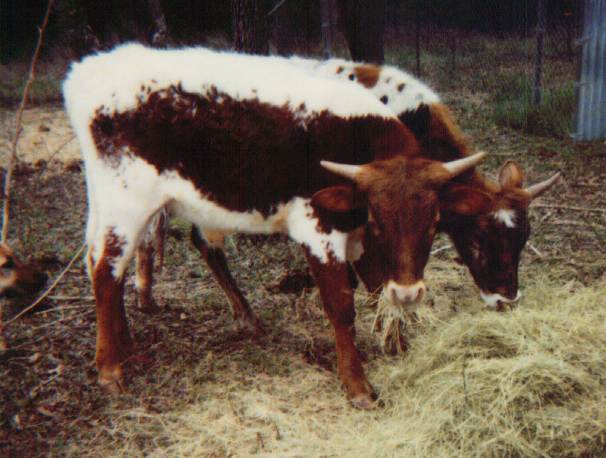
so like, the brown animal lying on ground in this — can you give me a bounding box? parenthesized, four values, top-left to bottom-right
(0, 243, 48, 303)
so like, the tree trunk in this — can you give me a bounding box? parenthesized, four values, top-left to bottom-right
(533, 0, 546, 106)
(232, 0, 269, 54)
(320, 0, 335, 59)
(148, 0, 170, 46)
(415, 0, 421, 76)
(337, 0, 385, 64)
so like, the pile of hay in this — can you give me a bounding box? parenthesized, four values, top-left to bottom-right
(99, 275, 606, 457)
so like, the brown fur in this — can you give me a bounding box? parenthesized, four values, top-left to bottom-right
(0, 243, 47, 299)
(91, 85, 417, 218)
(88, 81, 479, 405)
(91, 229, 132, 392)
(353, 64, 381, 88)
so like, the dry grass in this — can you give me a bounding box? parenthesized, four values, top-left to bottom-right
(58, 275, 606, 458)
(1, 31, 605, 457)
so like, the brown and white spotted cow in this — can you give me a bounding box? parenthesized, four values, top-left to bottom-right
(0, 243, 48, 301)
(133, 56, 561, 324)
(293, 57, 561, 309)
(63, 44, 486, 407)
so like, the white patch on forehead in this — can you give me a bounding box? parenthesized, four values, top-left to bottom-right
(63, 44, 396, 127)
(286, 198, 348, 263)
(493, 209, 517, 228)
(480, 290, 521, 308)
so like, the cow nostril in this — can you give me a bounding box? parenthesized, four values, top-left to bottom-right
(389, 287, 397, 305)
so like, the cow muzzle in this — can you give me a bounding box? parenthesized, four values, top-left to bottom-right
(386, 280, 426, 306)
(480, 290, 521, 310)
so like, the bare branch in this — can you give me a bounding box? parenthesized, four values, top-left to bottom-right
(1, 0, 55, 243)
(267, 0, 288, 17)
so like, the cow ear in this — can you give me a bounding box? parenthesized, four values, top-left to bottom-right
(311, 185, 365, 212)
(499, 161, 524, 189)
(440, 184, 492, 216)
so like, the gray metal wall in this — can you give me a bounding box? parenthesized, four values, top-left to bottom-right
(573, 0, 606, 141)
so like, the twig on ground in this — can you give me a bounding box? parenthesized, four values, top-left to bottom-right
(531, 203, 606, 214)
(31, 308, 93, 331)
(431, 244, 453, 256)
(527, 243, 544, 258)
(4, 242, 86, 328)
(1, 0, 55, 243)
(47, 295, 94, 301)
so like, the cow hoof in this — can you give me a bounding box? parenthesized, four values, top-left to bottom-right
(99, 376, 126, 395)
(350, 393, 379, 410)
(136, 297, 162, 314)
(235, 317, 266, 338)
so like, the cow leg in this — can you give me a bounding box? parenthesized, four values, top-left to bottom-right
(90, 207, 152, 393)
(303, 248, 377, 409)
(190, 227, 264, 336)
(352, 226, 384, 301)
(134, 242, 161, 313)
(89, 233, 135, 394)
(134, 210, 167, 313)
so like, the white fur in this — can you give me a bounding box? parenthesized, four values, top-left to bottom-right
(288, 56, 441, 116)
(287, 198, 348, 263)
(493, 209, 517, 228)
(63, 44, 396, 129)
(480, 290, 521, 308)
(345, 227, 366, 262)
(84, 152, 346, 276)
(64, 44, 404, 278)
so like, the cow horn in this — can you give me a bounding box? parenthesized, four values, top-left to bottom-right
(320, 160, 362, 181)
(525, 172, 561, 199)
(443, 151, 486, 177)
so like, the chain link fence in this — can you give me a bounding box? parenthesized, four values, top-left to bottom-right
(370, 0, 581, 139)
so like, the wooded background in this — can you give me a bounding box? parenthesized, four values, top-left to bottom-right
(1, 0, 579, 63)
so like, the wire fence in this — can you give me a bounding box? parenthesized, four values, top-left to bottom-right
(369, 1, 583, 139)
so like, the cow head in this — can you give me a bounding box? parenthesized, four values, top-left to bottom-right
(313, 152, 486, 307)
(0, 243, 48, 300)
(440, 161, 560, 309)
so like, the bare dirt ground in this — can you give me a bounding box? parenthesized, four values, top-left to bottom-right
(0, 93, 605, 456)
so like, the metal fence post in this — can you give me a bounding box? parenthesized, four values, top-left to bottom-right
(574, 0, 606, 141)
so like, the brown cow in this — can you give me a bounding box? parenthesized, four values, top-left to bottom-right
(0, 243, 48, 301)
(293, 57, 560, 308)
(63, 44, 485, 407)
(134, 57, 560, 323)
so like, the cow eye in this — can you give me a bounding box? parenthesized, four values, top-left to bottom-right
(1, 258, 15, 269)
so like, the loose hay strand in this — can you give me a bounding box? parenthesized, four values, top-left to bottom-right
(372, 292, 409, 355)
(103, 276, 606, 457)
